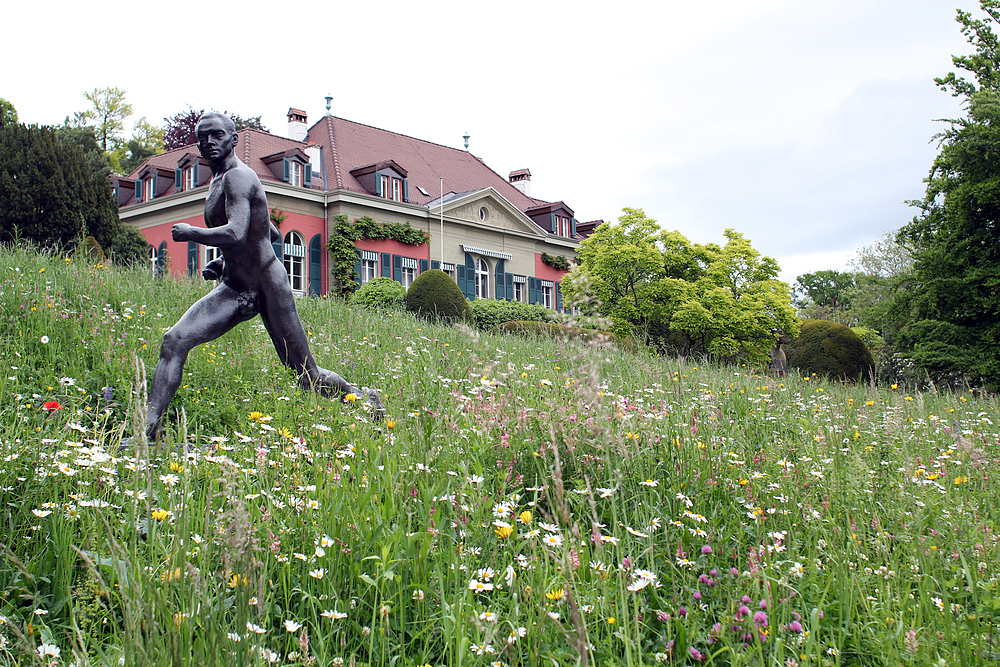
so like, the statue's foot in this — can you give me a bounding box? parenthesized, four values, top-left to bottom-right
(362, 387, 385, 422)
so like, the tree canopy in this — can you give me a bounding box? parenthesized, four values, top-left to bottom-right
(562, 208, 799, 362)
(163, 106, 268, 151)
(0, 122, 147, 264)
(895, 0, 1000, 388)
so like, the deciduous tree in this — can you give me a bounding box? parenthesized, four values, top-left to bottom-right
(563, 208, 798, 362)
(163, 106, 268, 150)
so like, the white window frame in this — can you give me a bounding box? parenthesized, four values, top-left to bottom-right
(290, 162, 303, 187)
(283, 231, 305, 293)
(144, 178, 155, 201)
(475, 258, 490, 299)
(361, 258, 378, 284)
(513, 281, 524, 303)
(391, 177, 402, 202)
(561, 216, 570, 237)
(184, 166, 196, 191)
(541, 284, 553, 309)
(401, 266, 416, 289)
(204, 246, 223, 266)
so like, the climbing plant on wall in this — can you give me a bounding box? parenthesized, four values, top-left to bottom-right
(326, 215, 430, 298)
(541, 253, 571, 271)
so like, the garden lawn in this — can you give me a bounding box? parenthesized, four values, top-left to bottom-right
(1, 245, 998, 667)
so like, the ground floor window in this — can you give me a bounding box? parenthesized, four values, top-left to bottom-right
(513, 279, 524, 302)
(362, 258, 378, 284)
(475, 258, 489, 299)
(541, 283, 553, 309)
(401, 266, 416, 289)
(284, 231, 305, 293)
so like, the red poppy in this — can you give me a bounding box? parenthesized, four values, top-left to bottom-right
(42, 401, 62, 411)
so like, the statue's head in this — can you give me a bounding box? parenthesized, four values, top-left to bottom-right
(195, 112, 238, 161)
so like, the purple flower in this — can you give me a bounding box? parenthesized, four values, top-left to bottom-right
(677, 607, 688, 617)
(706, 578, 716, 587)
(693, 591, 702, 600)
(754, 611, 768, 626)
(709, 569, 718, 576)
(737, 605, 750, 619)
(730, 567, 739, 575)
(701, 545, 712, 554)
(699, 574, 710, 584)
(789, 620, 803, 633)
(759, 599, 768, 610)
(689, 647, 704, 661)
(741, 595, 751, 604)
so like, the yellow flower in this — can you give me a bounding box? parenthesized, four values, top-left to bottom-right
(954, 476, 968, 485)
(904, 396, 913, 402)
(891, 384, 898, 390)
(386, 418, 397, 429)
(228, 573, 249, 588)
(546, 587, 565, 602)
(169, 461, 183, 473)
(344, 393, 358, 403)
(606, 617, 615, 624)
(494, 523, 514, 539)
(866, 400, 875, 406)
(248, 411, 265, 422)
(518, 511, 532, 525)
(151, 509, 169, 522)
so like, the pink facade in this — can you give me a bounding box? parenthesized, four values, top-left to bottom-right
(355, 238, 430, 261)
(535, 254, 570, 309)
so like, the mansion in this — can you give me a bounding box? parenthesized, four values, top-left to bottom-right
(113, 105, 598, 311)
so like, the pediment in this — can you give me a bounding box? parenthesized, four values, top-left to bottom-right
(434, 188, 548, 237)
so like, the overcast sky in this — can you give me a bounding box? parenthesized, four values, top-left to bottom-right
(5, 0, 978, 283)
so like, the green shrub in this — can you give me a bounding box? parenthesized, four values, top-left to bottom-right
(493, 320, 638, 352)
(351, 277, 406, 311)
(405, 269, 472, 324)
(470, 299, 553, 331)
(786, 319, 875, 382)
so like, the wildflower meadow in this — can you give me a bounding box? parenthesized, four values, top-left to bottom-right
(1, 245, 998, 667)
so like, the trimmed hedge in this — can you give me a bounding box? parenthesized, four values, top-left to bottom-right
(405, 269, 472, 324)
(492, 320, 638, 352)
(470, 299, 553, 331)
(351, 277, 406, 311)
(786, 319, 875, 383)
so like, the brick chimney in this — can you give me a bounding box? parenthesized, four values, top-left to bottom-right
(287, 108, 308, 142)
(509, 168, 531, 197)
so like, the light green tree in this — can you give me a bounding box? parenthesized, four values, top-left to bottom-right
(77, 87, 133, 154)
(563, 208, 798, 362)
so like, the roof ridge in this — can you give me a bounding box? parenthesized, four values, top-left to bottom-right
(327, 115, 474, 156)
(325, 116, 343, 190)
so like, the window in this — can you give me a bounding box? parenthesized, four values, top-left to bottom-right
(541, 283, 553, 309)
(562, 217, 570, 237)
(204, 246, 223, 266)
(513, 281, 523, 303)
(555, 215, 570, 237)
(475, 258, 490, 299)
(283, 231, 305, 293)
(400, 266, 416, 289)
(289, 162, 303, 187)
(381, 174, 404, 201)
(144, 178, 155, 202)
(184, 167, 196, 191)
(362, 257, 378, 284)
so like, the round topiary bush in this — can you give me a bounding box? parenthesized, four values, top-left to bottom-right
(470, 299, 552, 331)
(351, 277, 406, 311)
(405, 269, 472, 324)
(785, 319, 875, 382)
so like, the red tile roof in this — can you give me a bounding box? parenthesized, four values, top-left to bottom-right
(308, 115, 551, 211)
(120, 114, 570, 219)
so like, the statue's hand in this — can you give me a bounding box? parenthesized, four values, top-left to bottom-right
(202, 257, 224, 281)
(171, 223, 194, 242)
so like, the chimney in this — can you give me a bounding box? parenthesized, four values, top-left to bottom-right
(509, 168, 531, 197)
(287, 107, 308, 142)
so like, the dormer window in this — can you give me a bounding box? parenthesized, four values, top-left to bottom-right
(175, 153, 208, 192)
(350, 160, 409, 203)
(262, 148, 312, 188)
(184, 166, 196, 190)
(143, 178, 155, 202)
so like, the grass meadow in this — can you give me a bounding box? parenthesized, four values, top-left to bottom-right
(1, 245, 998, 667)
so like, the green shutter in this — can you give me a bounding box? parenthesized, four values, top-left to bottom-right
(187, 241, 198, 276)
(494, 259, 505, 299)
(381, 252, 391, 278)
(308, 234, 322, 296)
(175, 168, 182, 190)
(353, 250, 363, 291)
(304, 163, 313, 187)
(431, 260, 440, 270)
(402, 179, 409, 202)
(456, 264, 466, 296)
(420, 259, 428, 274)
(556, 283, 563, 312)
(374, 172, 382, 196)
(192, 163, 199, 186)
(282, 158, 290, 183)
(272, 236, 283, 261)
(571, 217, 577, 237)
(392, 254, 402, 284)
(549, 213, 556, 233)
(506, 273, 513, 301)
(134, 179, 142, 202)
(155, 242, 167, 276)
(528, 277, 538, 304)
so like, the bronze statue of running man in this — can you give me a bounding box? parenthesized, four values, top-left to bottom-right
(145, 111, 381, 438)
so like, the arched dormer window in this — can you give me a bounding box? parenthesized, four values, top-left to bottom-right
(283, 231, 305, 294)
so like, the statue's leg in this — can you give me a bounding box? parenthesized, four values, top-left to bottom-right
(146, 283, 252, 438)
(258, 265, 383, 418)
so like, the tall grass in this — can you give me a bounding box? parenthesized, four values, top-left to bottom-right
(1, 244, 998, 666)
